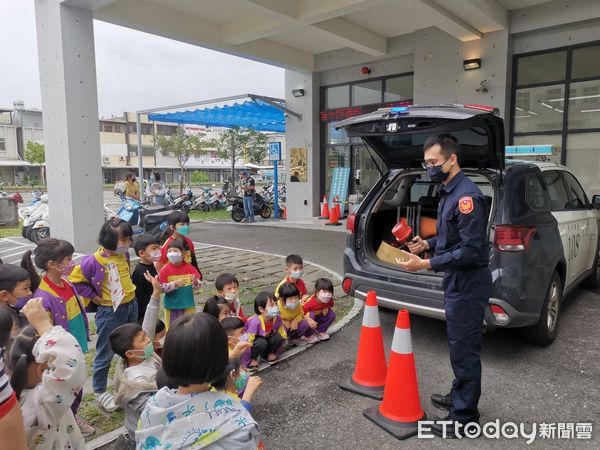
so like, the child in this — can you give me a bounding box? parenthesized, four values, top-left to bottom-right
(21, 238, 94, 436)
(215, 273, 247, 322)
(7, 298, 86, 449)
(131, 234, 161, 321)
(158, 239, 202, 330)
(147, 318, 166, 359)
(303, 278, 336, 341)
(211, 359, 263, 414)
(68, 217, 138, 412)
(112, 272, 162, 441)
(275, 254, 308, 300)
(136, 313, 260, 449)
(278, 282, 318, 345)
(157, 210, 200, 273)
(203, 295, 231, 322)
(242, 291, 287, 369)
(0, 264, 33, 312)
(222, 316, 252, 361)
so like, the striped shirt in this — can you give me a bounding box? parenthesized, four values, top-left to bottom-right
(0, 348, 17, 419)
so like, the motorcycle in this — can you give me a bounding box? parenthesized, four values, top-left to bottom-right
(227, 193, 272, 222)
(171, 188, 194, 213)
(0, 182, 24, 204)
(114, 194, 172, 238)
(22, 194, 50, 243)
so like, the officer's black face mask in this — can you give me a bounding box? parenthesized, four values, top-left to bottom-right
(427, 158, 451, 183)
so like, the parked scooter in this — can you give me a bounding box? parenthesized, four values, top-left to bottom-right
(114, 193, 172, 238)
(0, 182, 24, 204)
(171, 188, 194, 213)
(227, 193, 272, 222)
(22, 194, 50, 243)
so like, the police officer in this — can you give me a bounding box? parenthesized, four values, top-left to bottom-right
(396, 134, 491, 438)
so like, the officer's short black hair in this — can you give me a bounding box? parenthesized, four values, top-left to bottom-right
(285, 254, 303, 266)
(423, 134, 460, 158)
(133, 234, 160, 257)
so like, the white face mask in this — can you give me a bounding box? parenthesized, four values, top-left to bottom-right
(167, 252, 182, 264)
(285, 299, 299, 310)
(224, 292, 238, 302)
(318, 292, 333, 303)
(156, 336, 165, 348)
(290, 270, 304, 279)
(149, 250, 162, 262)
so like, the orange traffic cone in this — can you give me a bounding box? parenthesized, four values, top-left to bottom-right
(339, 291, 387, 399)
(325, 199, 341, 226)
(320, 195, 329, 219)
(283, 206, 287, 220)
(363, 310, 426, 440)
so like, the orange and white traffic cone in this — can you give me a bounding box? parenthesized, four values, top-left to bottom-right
(339, 291, 387, 399)
(363, 310, 426, 440)
(325, 200, 341, 226)
(320, 195, 329, 219)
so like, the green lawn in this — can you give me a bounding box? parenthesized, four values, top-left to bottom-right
(188, 209, 230, 221)
(0, 222, 22, 238)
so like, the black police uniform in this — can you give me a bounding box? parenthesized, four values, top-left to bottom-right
(426, 170, 492, 424)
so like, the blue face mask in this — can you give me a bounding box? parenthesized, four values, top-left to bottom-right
(266, 306, 279, 318)
(115, 245, 129, 255)
(176, 225, 190, 236)
(427, 160, 450, 183)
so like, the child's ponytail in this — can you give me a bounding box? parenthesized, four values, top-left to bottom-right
(6, 326, 39, 400)
(20, 250, 41, 293)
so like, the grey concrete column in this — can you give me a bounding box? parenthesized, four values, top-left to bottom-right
(34, 0, 104, 250)
(284, 70, 320, 221)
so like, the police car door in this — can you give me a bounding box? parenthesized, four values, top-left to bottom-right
(561, 171, 598, 276)
(542, 170, 589, 288)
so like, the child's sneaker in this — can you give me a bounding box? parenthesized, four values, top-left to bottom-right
(95, 391, 118, 412)
(318, 332, 330, 341)
(291, 338, 307, 347)
(75, 415, 95, 437)
(302, 334, 319, 344)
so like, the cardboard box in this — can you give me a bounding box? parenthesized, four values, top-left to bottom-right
(376, 241, 410, 265)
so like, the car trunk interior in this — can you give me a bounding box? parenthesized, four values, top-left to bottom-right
(365, 170, 495, 274)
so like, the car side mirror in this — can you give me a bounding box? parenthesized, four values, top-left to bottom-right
(591, 194, 600, 210)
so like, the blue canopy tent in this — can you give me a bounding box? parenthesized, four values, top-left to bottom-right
(148, 97, 287, 133)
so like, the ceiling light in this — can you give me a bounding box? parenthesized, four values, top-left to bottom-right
(463, 58, 481, 71)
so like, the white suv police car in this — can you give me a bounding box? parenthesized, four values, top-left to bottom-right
(339, 104, 600, 346)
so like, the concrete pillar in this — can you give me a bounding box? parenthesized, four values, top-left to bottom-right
(284, 70, 321, 220)
(34, 0, 104, 250)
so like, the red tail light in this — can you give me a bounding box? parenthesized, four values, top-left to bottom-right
(342, 277, 353, 294)
(494, 225, 536, 252)
(346, 213, 358, 235)
(490, 305, 509, 325)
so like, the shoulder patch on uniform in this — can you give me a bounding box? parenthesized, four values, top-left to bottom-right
(458, 196, 474, 214)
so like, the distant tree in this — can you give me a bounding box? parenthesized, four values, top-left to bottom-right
(215, 127, 269, 187)
(154, 127, 213, 192)
(190, 171, 209, 185)
(24, 141, 46, 185)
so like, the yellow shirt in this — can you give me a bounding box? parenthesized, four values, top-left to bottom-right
(96, 251, 136, 305)
(124, 180, 140, 198)
(277, 299, 304, 323)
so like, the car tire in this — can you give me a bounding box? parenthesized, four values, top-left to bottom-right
(581, 247, 600, 289)
(522, 271, 562, 346)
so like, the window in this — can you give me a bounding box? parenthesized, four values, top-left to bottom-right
(352, 80, 382, 106)
(526, 173, 549, 210)
(384, 75, 414, 103)
(327, 122, 348, 144)
(561, 171, 588, 209)
(514, 85, 565, 133)
(565, 133, 600, 197)
(571, 45, 600, 79)
(325, 86, 349, 109)
(156, 124, 177, 136)
(103, 124, 113, 133)
(113, 124, 123, 133)
(129, 123, 136, 133)
(543, 171, 570, 211)
(516, 51, 566, 85)
(567, 80, 600, 129)
(0, 138, 5, 153)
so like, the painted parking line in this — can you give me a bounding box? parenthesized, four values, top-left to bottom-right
(0, 236, 84, 265)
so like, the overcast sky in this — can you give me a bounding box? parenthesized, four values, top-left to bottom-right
(0, 0, 284, 117)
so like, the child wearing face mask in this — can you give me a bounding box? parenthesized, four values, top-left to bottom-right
(158, 239, 202, 330)
(278, 282, 318, 345)
(275, 254, 308, 301)
(242, 292, 287, 369)
(211, 358, 263, 414)
(303, 278, 336, 341)
(7, 298, 87, 449)
(215, 273, 247, 322)
(131, 234, 162, 321)
(111, 271, 163, 442)
(157, 211, 201, 275)
(21, 238, 95, 436)
(0, 264, 33, 316)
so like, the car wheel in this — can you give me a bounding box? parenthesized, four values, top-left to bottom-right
(260, 206, 272, 219)
(522, 271, 562, 346)
(582, 248, 600, 289)
(231, 208, 244, 222)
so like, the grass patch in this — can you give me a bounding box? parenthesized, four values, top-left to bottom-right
(188, 209, 230, 221)
(0, 221, 22, 238)
(79, 395, 125, 441)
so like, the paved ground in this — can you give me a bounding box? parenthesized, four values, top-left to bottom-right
(188, 222, 600, 449)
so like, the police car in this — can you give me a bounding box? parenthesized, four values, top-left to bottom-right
(338, 105, 600, 345)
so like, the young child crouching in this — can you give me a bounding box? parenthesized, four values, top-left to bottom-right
(302, 278, 336, 341)
(278, 282, 318, 345)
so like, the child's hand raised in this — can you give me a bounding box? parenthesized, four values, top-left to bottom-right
(242, 375, 263, 402)
(22, 298, 53, 336)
